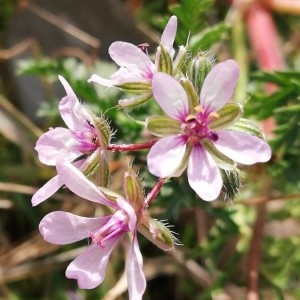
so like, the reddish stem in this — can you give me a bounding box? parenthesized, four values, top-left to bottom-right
(144, 177, 165, 207)
(107, 140, 157, 152)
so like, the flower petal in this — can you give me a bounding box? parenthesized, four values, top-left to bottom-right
(126, 235, 146, 300)
(66, 239, 120, 289)
(35, 128, 80, 165)
(147, 135, 187, 177)
(58, 76, 87, 131)
(39, 211, 109, 244)
(152, 73, 189, 121)
(109, 42, 152, 71)
(200, 60, 239, 113)
(213, 130, 272, 165)
(31, 175, 62, 206)
(116, 198, 136, 232)
(187, 146, 223, 201)
(88, 74, 116, 87)
(160, 15, 177, 54)
(56, 160, 117, 208)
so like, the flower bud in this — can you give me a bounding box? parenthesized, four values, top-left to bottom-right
(187, 52, 213, 92)
(221, 169, 242, 199)
(123, 166, 144, 211)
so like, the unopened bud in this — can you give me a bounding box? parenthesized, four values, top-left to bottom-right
(221, 169, 242, 200)
(187, 52, 213, 92)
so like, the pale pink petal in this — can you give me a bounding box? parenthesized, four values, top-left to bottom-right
(127, 234, 146, 300)
(88, 74, 116, 87)
(56, 160, 117, 208)
(31, 175, 63, 206)
(200, 60, 239, 114)
(160, 15, 177, 54)
(58, 75, 77, 100)
(187, 146, 223, 201)
(213, 130, 272, 165)
(110, 67, 150, 83)
(66, 239, 120, 289)
(116, 198, 136, 232)
(109, 42, 152, 70)
(152, 73, 189, 121)
(147, 135, 187, 177)
(39, 211, 110, 244)
(58, 77, 87, 131)
(35, 128, 80, 165)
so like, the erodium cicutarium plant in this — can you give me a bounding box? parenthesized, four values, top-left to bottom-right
(32, 15, 271, 299)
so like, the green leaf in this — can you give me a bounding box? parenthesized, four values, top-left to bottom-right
(190, 23, 232, 51)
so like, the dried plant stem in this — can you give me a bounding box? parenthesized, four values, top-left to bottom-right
(246, 202, 266, 300)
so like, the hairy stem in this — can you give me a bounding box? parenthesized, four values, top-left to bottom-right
(107, 140, 157, 152)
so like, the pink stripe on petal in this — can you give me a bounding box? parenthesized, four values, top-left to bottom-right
(187, 146, 223, 201)
(66, 239, 120, 289)
(152, 73, 189, 121)
(147, 135, 187, 177)
(200, 60, 239, 114)
(214, 130, 272, 165)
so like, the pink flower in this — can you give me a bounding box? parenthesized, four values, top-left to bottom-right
(146, 60, 272, 201)
(88, 16, 182, 108)
(39, 160, 146, 299)
(32, 76, 110, 206)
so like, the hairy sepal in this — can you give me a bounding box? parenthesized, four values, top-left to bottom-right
(145, 116, 182, 137)
(157, 45, 173, 75)
(138, 215, 175, 251)
(180, 78, 200, 113)
(210, 103, 243, 130)
(202, 139, 236, 170)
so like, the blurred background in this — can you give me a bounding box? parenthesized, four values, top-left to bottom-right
(0, 0, 300, 299)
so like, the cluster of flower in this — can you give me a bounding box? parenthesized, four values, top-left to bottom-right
(32, 16, 271, 299)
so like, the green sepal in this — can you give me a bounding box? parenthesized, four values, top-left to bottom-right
(180, 78, 200, 113)
(94, 116, 111, 149)
(123, 167, 144, 211)
(227, 118, 266, 140)
(138, 214, 175, 251)
(96, 156, 110, 187)
(82, 148, 102, 177)
(220, 169, 242, 200)
(116, 82, 152, 93)
(210, 103, 243, 130)
(202, 139, 235, 170)
(145, 116, 182, 137)
(98, 186, 121, 202)
(157, 45, 173, 75)
(118, 92, 152, 109)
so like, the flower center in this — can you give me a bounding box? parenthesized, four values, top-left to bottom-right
(72, 119, 100, 153)
(89, 210, 129, 248)
(183, 106, 219, 145)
